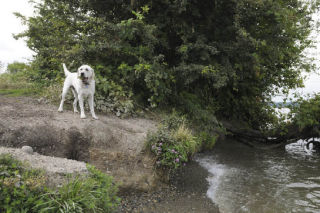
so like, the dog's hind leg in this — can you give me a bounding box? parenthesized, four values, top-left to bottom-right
(71, 87, 79, 113)
(58, 83, 69, 112)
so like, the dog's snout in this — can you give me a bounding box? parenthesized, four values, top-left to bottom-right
(81, 72, 84, 77)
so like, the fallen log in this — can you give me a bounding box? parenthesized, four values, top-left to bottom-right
(222, 120, 320, 149)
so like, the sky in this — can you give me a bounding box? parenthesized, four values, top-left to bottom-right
(272, 13, 320, 102)
(1, 1, 320, 101)
(0, 1, 35, 71)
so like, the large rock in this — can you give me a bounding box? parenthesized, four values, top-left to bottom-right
(0, 146, 88, 187)
(0, 96, 158, 191)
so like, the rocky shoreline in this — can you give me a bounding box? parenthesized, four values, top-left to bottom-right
(118, 161, 220, 213)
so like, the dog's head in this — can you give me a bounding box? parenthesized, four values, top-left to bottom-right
(77, 65, 94, 85)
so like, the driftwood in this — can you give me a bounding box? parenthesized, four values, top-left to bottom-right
(222, 120, 319, 149)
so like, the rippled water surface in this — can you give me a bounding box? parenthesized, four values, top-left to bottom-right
(196, 140, 320, 213)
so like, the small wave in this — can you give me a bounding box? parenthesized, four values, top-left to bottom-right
(287, 182, 320, 189)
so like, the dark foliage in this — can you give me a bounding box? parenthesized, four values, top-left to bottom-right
(15, 0, 318, 129)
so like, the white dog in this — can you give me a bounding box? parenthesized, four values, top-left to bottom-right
(58, 63, 98, 119)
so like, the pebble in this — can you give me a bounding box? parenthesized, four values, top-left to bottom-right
(21, 146, 33, 154)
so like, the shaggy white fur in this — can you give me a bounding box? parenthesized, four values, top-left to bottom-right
(58, 63, 98, 119)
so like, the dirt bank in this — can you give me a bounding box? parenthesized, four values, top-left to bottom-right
(0, 95, 158, 191)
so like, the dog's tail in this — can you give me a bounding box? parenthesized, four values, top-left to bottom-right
(62, 63, 71, 77)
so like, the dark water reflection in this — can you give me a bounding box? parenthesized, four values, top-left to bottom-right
(196, 139, 320, 213)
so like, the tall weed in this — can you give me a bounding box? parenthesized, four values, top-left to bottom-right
(34, 165, 119, 213)
(147, 113, 202, 172)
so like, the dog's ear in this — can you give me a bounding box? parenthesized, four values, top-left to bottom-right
(77, 67, 81, 78)
(90, 67, 95, 80)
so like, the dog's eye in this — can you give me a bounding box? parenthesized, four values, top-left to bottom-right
(85, 68, 88, 71)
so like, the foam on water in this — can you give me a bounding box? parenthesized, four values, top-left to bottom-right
(196, 156, 227, 201)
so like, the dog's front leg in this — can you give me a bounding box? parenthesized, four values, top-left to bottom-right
(88, 94, 98, 120)
(78, 95, 86, 119)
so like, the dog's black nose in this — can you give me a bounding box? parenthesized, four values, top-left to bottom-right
(81, 73, 84, 77)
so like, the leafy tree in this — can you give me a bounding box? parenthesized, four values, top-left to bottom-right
(15, 0, 318, 129)
(15, 0, 171, 114)
(6, 62, 29, 74)
(136, 0, 316, 128)
(290, 94, 320, 131)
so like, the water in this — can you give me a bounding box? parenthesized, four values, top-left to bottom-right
(196, 139, 320, 213)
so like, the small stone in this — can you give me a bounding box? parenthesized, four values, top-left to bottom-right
(21, 146, 33, 154)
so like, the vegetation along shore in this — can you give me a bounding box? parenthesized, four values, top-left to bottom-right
(1, 0, 320, 212)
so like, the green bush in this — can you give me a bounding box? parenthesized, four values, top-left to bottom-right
(41, 82, 63, 104)
(147, 113, 202, 172)
(35, 165, 119, 213)
(0, 67, 42, 97)
(147, 112, 221, 172)
(290, 95, 320, 131)
(148, 127, 188, 170)
(0, 154, 119, 213)
(94, 72, 134, 116)
(0, 154, 47, 213)
(6, 62, 29, 74)
(172, 124, 198, 155)
(197, 131, 218, 151)
(176, 92, 224, 135)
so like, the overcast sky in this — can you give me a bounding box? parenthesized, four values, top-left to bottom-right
(0, 1, 35, 69)
(1, 1, 320, 101)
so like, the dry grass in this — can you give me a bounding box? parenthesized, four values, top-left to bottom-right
(172, 123, 199, 154)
